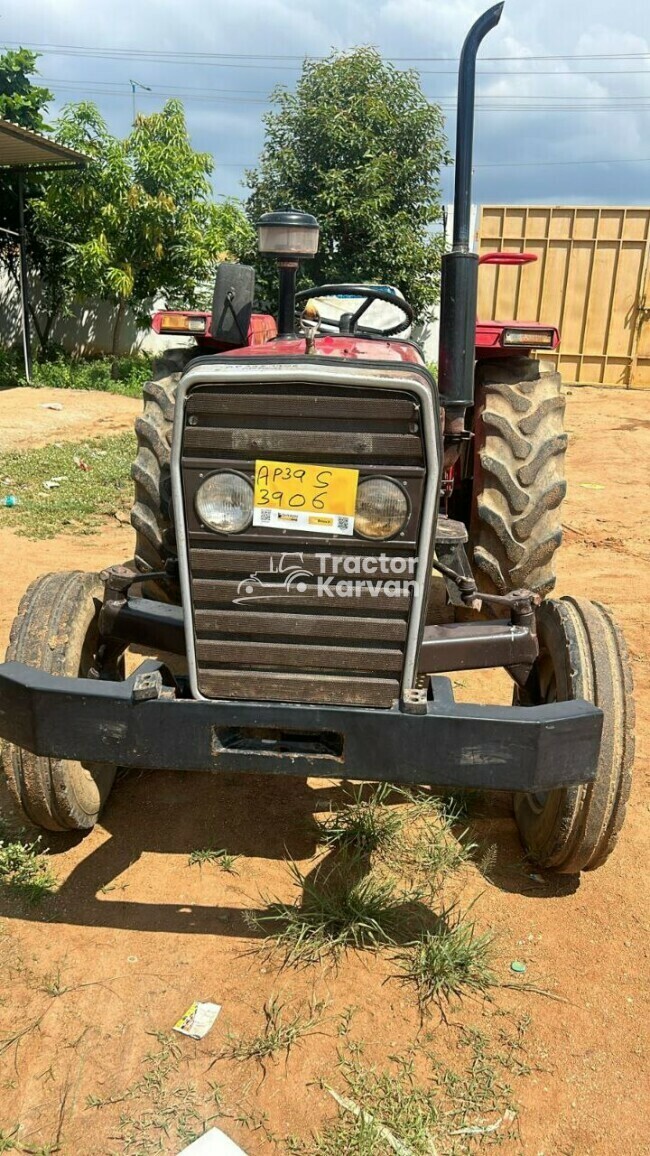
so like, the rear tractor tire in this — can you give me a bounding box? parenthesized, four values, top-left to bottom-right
(131, 346, 194, 600)
(2, 571, 124, 832)
(514, 597, 634, 874)
(470, 357, 567, 600)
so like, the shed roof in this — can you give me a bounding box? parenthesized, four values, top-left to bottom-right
(0, 119, 89, 169)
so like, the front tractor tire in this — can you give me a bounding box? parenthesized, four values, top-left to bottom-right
(470, 357, 567, 600)
(3, 571, 123, 833)
(131, 346, 194, 600)
(515, 597, 634, 874)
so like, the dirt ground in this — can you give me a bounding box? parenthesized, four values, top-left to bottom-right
(0, 386, 141, 453)
(0, 385, 648, 1155)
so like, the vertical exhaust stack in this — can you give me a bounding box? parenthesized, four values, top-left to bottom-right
(438, 4, 504, 458)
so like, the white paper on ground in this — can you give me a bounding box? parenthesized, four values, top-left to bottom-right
(176, 1126, 248, 1155)
(172, 1001, 221, 1039)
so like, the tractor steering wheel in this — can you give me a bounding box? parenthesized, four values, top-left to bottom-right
(295, 284, 414, 337)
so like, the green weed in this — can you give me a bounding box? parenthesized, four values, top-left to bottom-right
(288, 1024, 522, 1155)
(317, 784, 403, 856)
(0, 1126, 19, 1152)
(392, 902, 495, 1009)
(219, 994, 328, 1064)
(87, 1031, 221, 1155)
(0, 347, 151, 398)
(248, 855, 419, 964)
(188, 848, 239, 874)
(0, 829, 56, 903)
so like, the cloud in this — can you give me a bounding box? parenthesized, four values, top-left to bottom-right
(3, 0, 649, 205)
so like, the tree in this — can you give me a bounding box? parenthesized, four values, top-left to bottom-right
(31, 99, 255, 352)
(0, 48, 52, 130)
(0, 50, 53, 321)
(246, 49, 449, 319)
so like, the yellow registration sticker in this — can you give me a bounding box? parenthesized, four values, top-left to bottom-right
(253, 459, 359, 535)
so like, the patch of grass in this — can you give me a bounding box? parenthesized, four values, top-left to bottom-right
(389, 792, 478, 890)
(87, 1030, 222, 1155)
(0, 347, 151, 398)
(188, 847, 239, 874)
(0, 432, 136, 537)
(403, 821, 476, 885)
(317, 784, 403, 857)
(0, 829, 56, 904)
(392, 903, 495, 1009)
(248, 855, 420, 965)
(219, 994, 328, 1065)
(288, 1024, 523, 1155)
(436, 791, 482, 824)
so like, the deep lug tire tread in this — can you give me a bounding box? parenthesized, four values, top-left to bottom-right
(470, 357, 567, 599)
(514, 596, 634, 873)
(3, 571, 118, 832)
(130, 347, 193, 599)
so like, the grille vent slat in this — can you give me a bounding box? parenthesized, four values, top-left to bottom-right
(194, 609, 407, 642)
(184, 426, 422, 461)
(183, 382, 424, 707)
(187, 392, 417, 421)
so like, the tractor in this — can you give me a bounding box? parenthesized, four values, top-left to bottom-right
(0, 3, 633, 875)
(148, 256, 563, 607)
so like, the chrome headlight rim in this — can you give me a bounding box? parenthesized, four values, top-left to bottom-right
(195, 468, 254, 535)
(355, 474, 411, 541)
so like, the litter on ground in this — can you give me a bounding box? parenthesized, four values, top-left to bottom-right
(173, 1001, 221, 1039)
(176, 1125, 247, 1154)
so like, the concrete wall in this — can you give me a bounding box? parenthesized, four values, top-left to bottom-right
(0, 274, 191, 358)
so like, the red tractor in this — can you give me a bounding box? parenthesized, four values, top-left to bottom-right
(0, 3, 633, 876)
(148, 252, 563, 606)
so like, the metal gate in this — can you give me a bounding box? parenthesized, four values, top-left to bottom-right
(476, 205, 650, 388)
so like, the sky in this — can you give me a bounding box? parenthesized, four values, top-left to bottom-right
(2, 0, 649, 209)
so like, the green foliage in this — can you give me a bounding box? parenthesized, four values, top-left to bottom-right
(394, 792, 478, 887)
(393, 905, 495, 1009)
(246, 48, 449, 318)
(219, 994, 328, 1064)
(87, 1030, 222, 1154)
(249, 854, 417, 964)
(289, 1025, 523, 1155)
(33, 352, 151, 396)
(0, 50, 53, 299)
(317, 785, 403, 856)
(0, 826, 56, 903)
(29, 100, 255, 350)
(0, 432, 136, 537)
(0, 48, 52, 130)
(188, 847, 239, 873)
(0, 347, 150, 396)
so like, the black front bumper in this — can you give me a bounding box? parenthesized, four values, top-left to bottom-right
(0, 661, 603, 792)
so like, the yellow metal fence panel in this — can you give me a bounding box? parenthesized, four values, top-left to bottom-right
(476, 205, 650, 388)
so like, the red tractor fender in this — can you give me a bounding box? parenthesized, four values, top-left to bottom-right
(475, 250, 559, 355)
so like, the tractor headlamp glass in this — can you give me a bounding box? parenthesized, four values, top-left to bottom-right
(195, 471, 253, 534)
(355, 477, 409, 540)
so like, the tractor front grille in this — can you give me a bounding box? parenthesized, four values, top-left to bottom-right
(179, 377, 428, 708)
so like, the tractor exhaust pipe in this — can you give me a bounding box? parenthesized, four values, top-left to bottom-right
(438, 3, 504, 453)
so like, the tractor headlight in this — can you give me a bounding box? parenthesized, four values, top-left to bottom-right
(355, 477, 409, 539)
(195, 471, 253, 534)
